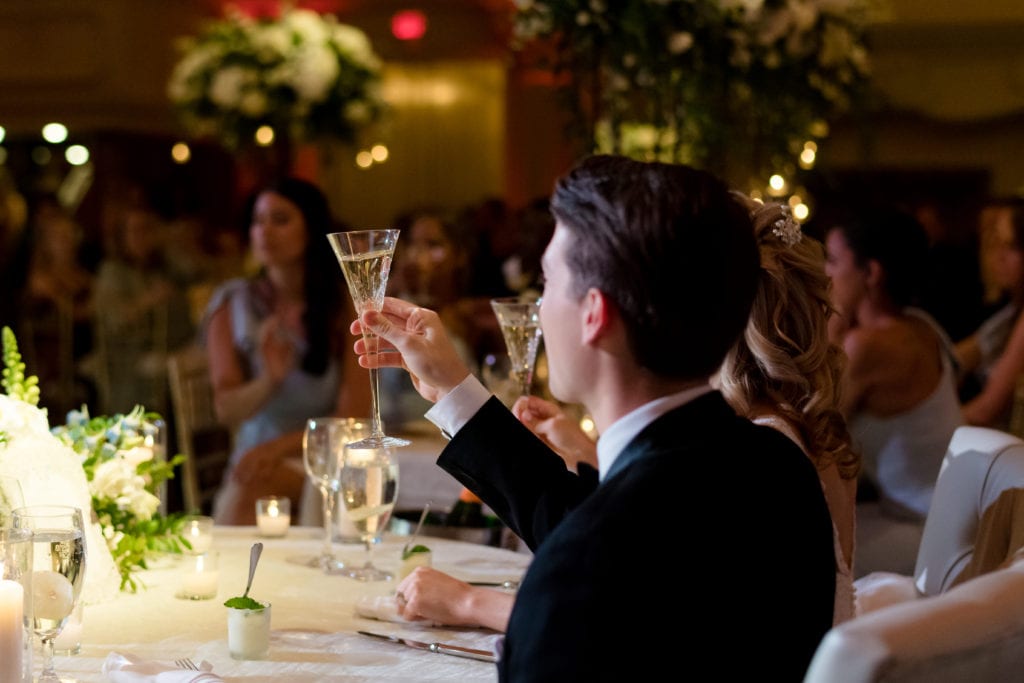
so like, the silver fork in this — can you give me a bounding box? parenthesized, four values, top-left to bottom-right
(174, 658, 199, 671)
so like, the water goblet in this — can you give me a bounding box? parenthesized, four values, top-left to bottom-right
(292, 417, 372, 572)
(490, 296, 543, 398)
(339, 443, 399, 581)
(13, 505, 86, 683)
(327, 229, 411, 449)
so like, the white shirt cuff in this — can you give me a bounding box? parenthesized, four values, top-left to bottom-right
(426, 375, 492, 439)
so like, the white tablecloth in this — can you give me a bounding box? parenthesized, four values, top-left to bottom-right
(52, 526, 529, 682)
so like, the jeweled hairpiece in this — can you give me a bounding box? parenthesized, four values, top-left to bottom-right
(771, 206, 803, 246)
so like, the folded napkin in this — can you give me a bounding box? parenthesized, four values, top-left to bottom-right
(355, 594, 440, 626)
(102, 652, 223, 683)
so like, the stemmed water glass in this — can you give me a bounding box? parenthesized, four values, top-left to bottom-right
(338, 443, 399, 581)
(13, 505, 86, 683)
(490, 296, 543, 398)
(327, 229, 411, 449)
(295, 417, 372, 573)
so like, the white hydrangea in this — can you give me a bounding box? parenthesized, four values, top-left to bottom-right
(292, 43, 340, 103)
(209, 65, 254, 109)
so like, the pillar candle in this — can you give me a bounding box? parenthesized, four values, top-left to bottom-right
(0, 578, 24, 682)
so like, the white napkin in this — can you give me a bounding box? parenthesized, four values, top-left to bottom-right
(102, 652, 223, 683)
(355, 594, 440, 626)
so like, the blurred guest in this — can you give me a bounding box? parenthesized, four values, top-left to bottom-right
(92, 202, 194, 416)
(825, 204, 963, 576)
(355, 155, 835, 679)
(19, 201, 96, 417)
(955, 197, 1024, 428)
(203, 177, 370, 525)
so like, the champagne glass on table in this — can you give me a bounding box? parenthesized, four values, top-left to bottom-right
(327, 229, 410, 449)
(13, 505, 86, 683)
(293, 417, 372, 573)
(339, 443, 399, 581)
(490, 296, 543, 398)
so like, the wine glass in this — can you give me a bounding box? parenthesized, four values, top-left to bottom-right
(0, 476, 26, 528)
(294, 417, 372, 573)
(13, 505, 86, 683)
(338, 443, 399, 581)
(490, 296, 544, 398)
(327, 229, 411, 449)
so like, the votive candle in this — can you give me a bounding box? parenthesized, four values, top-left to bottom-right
(256, 497, 290, 537)
(0, 578, 24, 681)
(178, 552, 219, 600)
(183, 515, 214, 554)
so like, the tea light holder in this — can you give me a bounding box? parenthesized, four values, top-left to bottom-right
(0, 528, 34, 682)
(256, 496, 290, 538)
(183, 515, 214, 554)
(176, 551, 219, 600)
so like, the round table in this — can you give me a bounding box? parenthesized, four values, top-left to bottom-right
(55, 526, 530, 682)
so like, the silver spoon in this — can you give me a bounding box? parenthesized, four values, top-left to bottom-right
(243, 542, 263, 599)
(402, 502, 431, 556)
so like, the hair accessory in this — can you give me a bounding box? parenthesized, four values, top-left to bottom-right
(771, 206, 803, 246)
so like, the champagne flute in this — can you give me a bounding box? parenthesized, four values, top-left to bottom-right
(294, 417, 372, 573)
(327, 229, 411, 449)
(13, 505, 86, 683)
(0, 476, 26, 528)
(338, 443, 399, 581)
(490, 296, 543, 398)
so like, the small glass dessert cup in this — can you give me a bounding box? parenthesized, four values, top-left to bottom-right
(226, 600, 271, 660)
(398, 545, 432, 581)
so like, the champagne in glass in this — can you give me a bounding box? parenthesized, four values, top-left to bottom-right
(327, 229, 410, 449)
(291, 417, 372, 572)
(339, 444, 399, 581)
(490, 296, 543, 398)
(13, 505, 86, 683)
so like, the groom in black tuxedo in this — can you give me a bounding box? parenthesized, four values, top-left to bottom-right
(353, 155, 835, 681)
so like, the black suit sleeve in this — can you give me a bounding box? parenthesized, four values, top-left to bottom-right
(437, 396, 598, 550)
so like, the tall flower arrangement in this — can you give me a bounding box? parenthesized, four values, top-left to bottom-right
(511, 0, 875, 187)
(167, 5, 386, 150)
(0, 327, 187, 593)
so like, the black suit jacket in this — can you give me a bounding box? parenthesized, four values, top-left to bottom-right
(438, 392, 835, 682)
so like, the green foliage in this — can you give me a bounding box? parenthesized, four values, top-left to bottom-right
(402, 544, 431, 560)
(2, 325, 40, 406)
(224, 596, 266, 610)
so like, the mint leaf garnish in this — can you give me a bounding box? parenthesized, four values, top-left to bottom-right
(224, 596, 265, 610)
(402, 544, 431, 560)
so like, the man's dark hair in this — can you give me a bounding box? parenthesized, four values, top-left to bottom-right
(549, 155, 759, 379)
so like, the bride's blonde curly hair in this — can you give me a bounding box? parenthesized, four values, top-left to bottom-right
(719, 194, 859, 480)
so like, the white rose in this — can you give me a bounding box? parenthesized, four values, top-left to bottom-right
(209, 66, 254, 109)
(91, 460, 134, 501)
(286, 8, 328, 45)
(253, 24, 291, 61)
(0, 394, 50, 437)
(120, 446, 154, 470)
(292, 44, 340, 102)
(127, 489, 160, 521)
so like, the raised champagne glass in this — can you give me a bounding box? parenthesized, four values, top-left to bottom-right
(339, 443, 399, 581)
(490, 296, 543, 398)
(13, 505, 86, 683)
(327, 229, 410, 449)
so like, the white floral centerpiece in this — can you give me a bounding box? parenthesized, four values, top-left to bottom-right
(0, 327, 188, 598)
(167, 4, 386, 150)
(511, 0, 876, 185)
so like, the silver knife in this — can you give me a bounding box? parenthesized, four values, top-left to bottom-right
(357, 630, 497, 662)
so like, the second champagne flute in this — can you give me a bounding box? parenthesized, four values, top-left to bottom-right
(339, 443, 399, 581)
(13, 505, 86, 683)
(490, 295, 543, 398)
(327, 229, 410, 449)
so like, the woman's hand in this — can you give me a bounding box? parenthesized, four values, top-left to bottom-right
(512, 396, 598, 471)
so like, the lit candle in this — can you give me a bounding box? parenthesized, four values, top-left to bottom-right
(184, 516, 214, 554)
(0, 577, 24, 682)
(178, 553, 218, 600)
(256, 497, 290, 538)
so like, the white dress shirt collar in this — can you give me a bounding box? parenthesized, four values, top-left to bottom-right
(595, 384, 714, 480)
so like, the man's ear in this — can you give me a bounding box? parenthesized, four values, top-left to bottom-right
(866, 258, 884, 289)
(581, 288, 609, 344)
